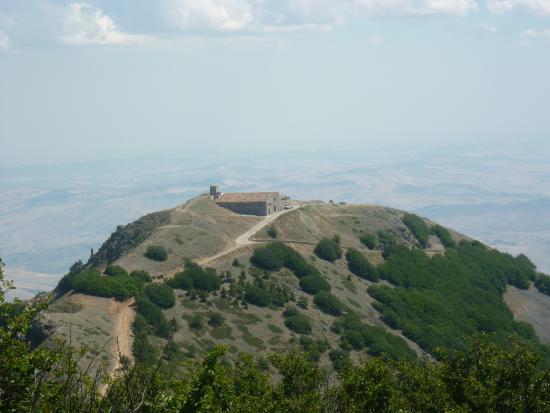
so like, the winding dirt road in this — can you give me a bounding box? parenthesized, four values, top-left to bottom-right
(198, 202, 300, 266)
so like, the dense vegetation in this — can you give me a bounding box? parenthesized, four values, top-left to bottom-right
(332, 313, 416, 361)
(250, 242, 319, 279)
(283, 306, 312, 335)
(359, 233, 377, 250)
(369, 240, 547, 363)
(144, 245, 168, 262)
(535, 274, 550, 296)
(345, 249, 378, 282)
(430, 225, 456, 248)
(314, 291, 345, 316)
(4, 259, 550, 412)
(168, 263, 221, 292)
(57, 267, 145, 301)
(143, 283, 176, 309)
(314, 238, 342, 262)
(299, 274, 331, 295)
(402, 213, 430, 248)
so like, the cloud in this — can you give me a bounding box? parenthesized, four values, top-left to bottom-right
(0, 31, 9, 49)
(60, 3, 154, 45)
(481, 21, 497, 33)
(521, 28, 550, 37)
(367, 34, 382, 45)
(487, 0, 550, 15)
(348, 0, 478, 17)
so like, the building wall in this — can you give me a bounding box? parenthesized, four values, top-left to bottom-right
(217, 193, 283, 216)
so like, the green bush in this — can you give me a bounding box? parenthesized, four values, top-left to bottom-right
(403, 213, 430, 248)
(536, 274, 550, 296)
(430, 225, 456, 248)
(104, 265, 128, 277)
(360, 233, 378, 250)
(299, 336, 330, 361)
(144, 245, 168, 262)
(208, 313, 224, 327)
(314, 238, 342, 262)
(283, 306, 312, 335)
(250, 247, 284, 271)
(329, 349, 349, 372)
(299, 274, 331, 295)
(169, 263, 221, 292)
(135, 295, 171, 338)
(314, 292, 345, 316)
(250, 242, 319, 279)
(244, 280, 290, 308)
(345, 248, 378, 282)
(130, 270, 152, 283)
(132, 314, 159, 366)
(267, 226, 278, 239)
(143, 283, 175, 309)
(69, 269, 143, 301)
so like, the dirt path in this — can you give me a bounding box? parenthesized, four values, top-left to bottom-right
(198, 202, 301, 266)
(108, 297, 135, 372)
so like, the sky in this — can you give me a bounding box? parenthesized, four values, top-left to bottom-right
(0, 0, 549, 166)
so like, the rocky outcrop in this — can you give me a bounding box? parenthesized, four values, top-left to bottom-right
(87, 209, 171, 268)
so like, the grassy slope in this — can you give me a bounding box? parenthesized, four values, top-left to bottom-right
(42, 197, 550, 376)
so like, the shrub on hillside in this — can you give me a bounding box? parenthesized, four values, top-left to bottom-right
(403, 213, 430, 248)
(283, 306, 312, 335)
(535, 274, 550, 296)
(333, 313, 416, 360)
(250, 242, 319, 279)
(345, 249, 378, 282)
(430, 225, 456, 248)
(135, 295, 171, 338)
(130, 270, 152, 283)
(244, 280, 291, 308)
(267, 226, 278, 239)
(104, 265, 128, 277)
(299, 336, 330, 361)
(360, 233, 378, 250)
(314, 238, 342, 262)
(168, 263, 221, 292)
(299, 274, 331, 295)
(70, 269, 142, 300)
(208, 313, 224, 327)
(143, 283, 175, 309)
(377, 231, 397, 258)
(314, 292, 344, 316)
(144, 245, 168, 262)
(250, 247, 284, 271)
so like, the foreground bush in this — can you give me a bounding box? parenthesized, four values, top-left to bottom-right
(314, 238, 342, 262)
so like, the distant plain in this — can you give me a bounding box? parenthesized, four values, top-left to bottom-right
(2, 144, 550, 299)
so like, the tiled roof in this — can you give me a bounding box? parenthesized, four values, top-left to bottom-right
(216, 192, 279, 203)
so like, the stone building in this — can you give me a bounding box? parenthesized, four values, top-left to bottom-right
(210, 186, 282, 216)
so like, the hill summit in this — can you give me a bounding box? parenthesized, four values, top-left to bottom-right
(37, 194, 550, 375)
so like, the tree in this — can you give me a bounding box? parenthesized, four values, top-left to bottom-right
(143, 283, 175, 309)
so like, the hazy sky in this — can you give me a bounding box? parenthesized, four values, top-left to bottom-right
(1, 0, 549, 166)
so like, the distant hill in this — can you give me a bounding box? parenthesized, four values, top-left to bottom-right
(36, 195, 550, 375)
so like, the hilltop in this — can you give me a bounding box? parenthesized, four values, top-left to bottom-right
(36, 195, 550, 375)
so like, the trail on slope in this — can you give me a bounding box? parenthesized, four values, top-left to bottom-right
(108, 297, 135, 372)
(197, 204, 300, 266)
